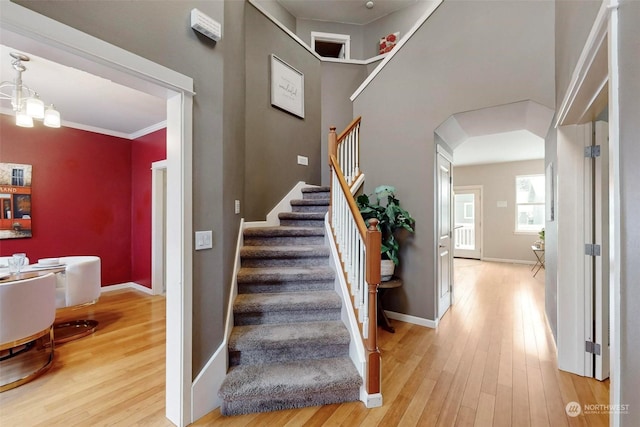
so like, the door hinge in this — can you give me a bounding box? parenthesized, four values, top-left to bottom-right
(586, 341, 601, 355)
(584, 145, 601, 158)
(585, 243, 601, 256)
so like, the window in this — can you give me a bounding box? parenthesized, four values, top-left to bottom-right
(311, 32, 350, 60)
(11, 168, 24, 186)
(515, 174, 545, 232)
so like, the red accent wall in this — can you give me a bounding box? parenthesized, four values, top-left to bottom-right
(0, 114, 166, 287)
(131, 129, 167, 288)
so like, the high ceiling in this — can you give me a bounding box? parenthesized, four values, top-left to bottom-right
(276, 0, 418, 25)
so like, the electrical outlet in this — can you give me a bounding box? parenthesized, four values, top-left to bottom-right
(235, 200, 240, 214)
(195, 230, 213, 250)
(297, 155, 308, 166)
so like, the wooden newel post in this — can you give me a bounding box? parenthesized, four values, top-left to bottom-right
(328, 126, 337, 166)
(365, 218, 381, 394)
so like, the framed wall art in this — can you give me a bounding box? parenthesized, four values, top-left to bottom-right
(270, 54, 305, 119)
(0, 162, 33, 239)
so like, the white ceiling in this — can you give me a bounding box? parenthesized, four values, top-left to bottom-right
(0, 44, 166, 139)
(276, 0, 418, 25)
(436, 101, 555, 167)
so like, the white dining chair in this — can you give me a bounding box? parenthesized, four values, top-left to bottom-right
(54, 256, 101, 343)
(0, 273, 56, 392)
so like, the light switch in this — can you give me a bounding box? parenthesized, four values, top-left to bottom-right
(297, 155, 308, 166)
(235, 200, 240, 214)
(195, 230, 213, 250)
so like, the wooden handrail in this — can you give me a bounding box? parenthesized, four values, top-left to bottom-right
(328, 118, 381, 397)
(330, 154, 367, 238)
(336, 116, 361, 143)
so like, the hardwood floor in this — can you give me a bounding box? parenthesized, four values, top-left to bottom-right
(0, 261, 610, 426)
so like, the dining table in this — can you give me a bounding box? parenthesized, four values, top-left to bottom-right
(0, 264, 66, 284)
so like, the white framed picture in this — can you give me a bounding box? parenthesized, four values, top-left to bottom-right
(270, 54, 304, 119)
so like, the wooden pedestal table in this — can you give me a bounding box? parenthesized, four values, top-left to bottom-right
(378, 277, 402, 333)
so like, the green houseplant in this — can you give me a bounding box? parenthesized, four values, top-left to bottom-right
(356, 185, 415, 280)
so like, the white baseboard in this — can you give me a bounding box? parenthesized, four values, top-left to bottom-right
(191, 219, 244, 422)
(482, 257, 535, 265)
(384, 310, 438, 329)
(244, 181, 309, 229)
(101, 282, 154, 295)
(361, 390, 383, 408)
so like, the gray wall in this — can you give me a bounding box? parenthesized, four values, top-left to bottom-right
(253, 0, 296, 32)
(13, 0, 244, 376)
(454, 159, 545, 263)
(618, 0, 640, 422)
(245, 4, 322, 220)
(554, 0, 602, 108)
(353, 0, 554, 320)
(363, 0, 439, 58)
(320, 62, 368, 184)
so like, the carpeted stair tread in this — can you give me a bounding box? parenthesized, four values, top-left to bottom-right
(240, 245, 330, 259)
(229, 321, 349, 351)
(237, 266, 334, 283)
(301, 186, 330, 193)
(290, 199, 329, 206)
(243, 226, 325, 238)
(234, 291, 341, 313)
(278, 212, 326, 220)
(218, 357, 361, 415)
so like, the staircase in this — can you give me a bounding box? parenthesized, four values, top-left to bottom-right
(218, 186, 362, 416)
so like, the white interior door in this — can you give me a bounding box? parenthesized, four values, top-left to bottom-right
(453, 187, 482, 259)
(437, 150, 453, 319)
(594, 120, 609, 381)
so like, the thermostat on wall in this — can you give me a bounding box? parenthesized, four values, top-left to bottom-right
(191, 8, 222, 42)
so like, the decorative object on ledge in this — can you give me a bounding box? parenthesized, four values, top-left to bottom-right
(357, 185, 415, 280)
(0, 52, 61, 128)
(379, 32, 399, 55)
(270, 54, 304, 119)
(0, 163, 32, 240)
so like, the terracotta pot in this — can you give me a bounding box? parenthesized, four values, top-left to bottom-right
(381, 259, 395, 282)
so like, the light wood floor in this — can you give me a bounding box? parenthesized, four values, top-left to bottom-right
(0, 260, 609, 426)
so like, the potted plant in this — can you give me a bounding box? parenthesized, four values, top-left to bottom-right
(356, 185, 415, 281)
(538, 228, 545, 249)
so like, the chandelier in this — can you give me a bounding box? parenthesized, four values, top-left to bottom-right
(0, 51, 61, 128)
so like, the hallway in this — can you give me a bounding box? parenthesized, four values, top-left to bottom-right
(0, 261, 609, 426)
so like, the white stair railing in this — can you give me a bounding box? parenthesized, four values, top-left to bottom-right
(328, 121, 381, 396)
(329, 117, 361, 188)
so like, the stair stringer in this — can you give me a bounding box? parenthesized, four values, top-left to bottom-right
(191, 218, 243, 422)
(324, 216, 383, 409)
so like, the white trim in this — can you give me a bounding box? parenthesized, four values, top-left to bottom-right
(311, 31, 351, 60)
(361, 391, 383, 408)
(244, 181, 309, 230)
(151, 160, 167, 296)
(191, 219, 244, 421)
(482, 257, 535, 266)
(129, 120, 168, 140)
(247, 0, 386, 66)
(350, 0, 444, 101)
(0, 4, 193, 425)
(607, 1, 621, 425)
(101, 281, 154, 295)
(384, 310, 438, 329)
(555, 0, 610, 128)
(325, 217, 373, 405)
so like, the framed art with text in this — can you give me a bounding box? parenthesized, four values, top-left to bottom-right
(270, 54, 305, 119)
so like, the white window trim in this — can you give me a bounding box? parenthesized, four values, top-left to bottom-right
(515, 174, 545, 233)
(311, 31, 351, 60)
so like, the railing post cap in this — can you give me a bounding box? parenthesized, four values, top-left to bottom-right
(368, 218, 379, 230)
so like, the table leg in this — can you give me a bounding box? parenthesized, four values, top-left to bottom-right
(377, 288, 395, 333)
